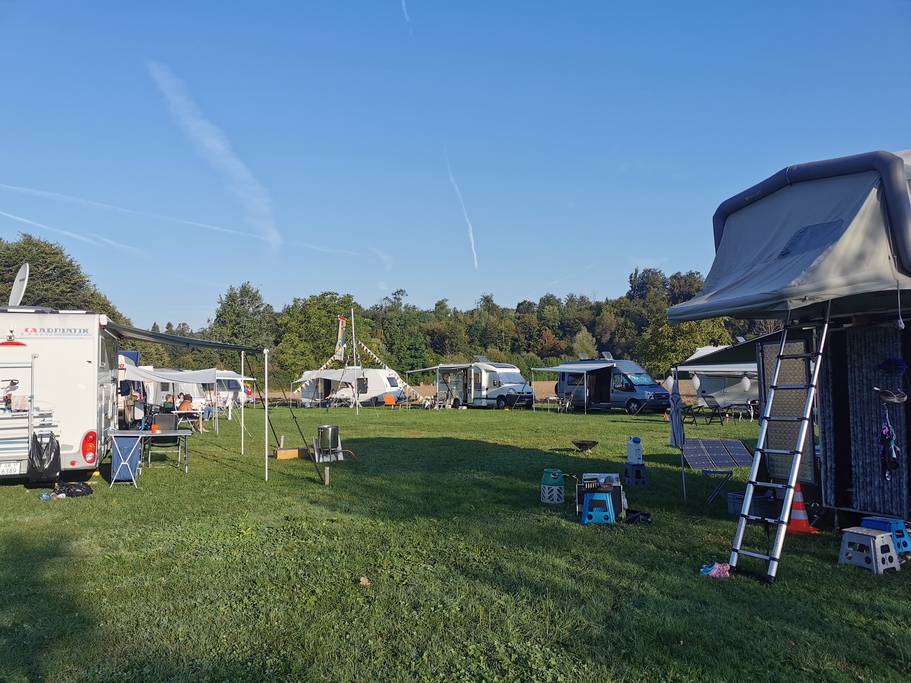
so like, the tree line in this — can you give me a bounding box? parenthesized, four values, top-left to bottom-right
(2, 234, 778, 386)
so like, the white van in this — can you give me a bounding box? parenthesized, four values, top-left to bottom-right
(554, 357, 670, 414)
(416, 357, 534, 409)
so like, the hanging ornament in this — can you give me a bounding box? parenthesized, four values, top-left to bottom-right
(740, 375, 751, 392)
(663, 376, 675, 391)
(691, 374, 701, 392)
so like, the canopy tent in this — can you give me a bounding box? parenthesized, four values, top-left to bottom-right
(106, 322, 273, 482)
(293, 367, 366, 385)
(531, 361, 615, 414)
(668, 150, 911, 324)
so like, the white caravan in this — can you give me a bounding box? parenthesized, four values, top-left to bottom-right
(294, 366, 407, 406)
(0, 307, 118, 480)
(413, 357, 534, 409)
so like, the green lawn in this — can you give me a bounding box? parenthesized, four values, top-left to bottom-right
(1, 406, 908, 682)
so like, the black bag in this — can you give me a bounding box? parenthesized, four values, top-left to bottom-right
(55, 481, 93, 497)
(28, 432, 61, 483)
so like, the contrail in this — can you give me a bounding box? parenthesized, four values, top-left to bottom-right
(546, 261, 598, 287)
(444, 150, 478, 270)
(0, 210, 95, 244)
(367, 245, 394, 270)
(147, 61, 283, 248)
(401, 0, 410, 23)
(0, 182, 272, 241)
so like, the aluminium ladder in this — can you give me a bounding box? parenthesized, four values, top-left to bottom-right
(729, 302, 831, 583)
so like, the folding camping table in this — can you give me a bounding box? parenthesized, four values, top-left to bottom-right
(680, 438, 755, 504)
(106, 429, 193, 484)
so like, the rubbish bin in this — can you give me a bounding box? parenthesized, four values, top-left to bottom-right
(111, 435, 142, 485)
(317, 425, 339, 451)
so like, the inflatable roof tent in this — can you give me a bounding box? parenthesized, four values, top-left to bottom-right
(668, 150, 911, 323)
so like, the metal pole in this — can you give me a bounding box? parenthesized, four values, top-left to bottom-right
(240, 350, 245, 455)
(352, 307, 359, 415)
(264, 348, 269, 482)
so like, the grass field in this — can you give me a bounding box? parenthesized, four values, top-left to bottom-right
(1, 406, 909, 682)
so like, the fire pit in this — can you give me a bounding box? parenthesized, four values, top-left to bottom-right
(572, 440, 598, 453)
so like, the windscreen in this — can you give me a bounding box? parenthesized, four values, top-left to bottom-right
(628, 372, 658, 387)
(496, 372, 526, 385)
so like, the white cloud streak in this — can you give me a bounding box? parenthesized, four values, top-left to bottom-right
(0, 182, 271, 241)
(0, 210, 95, 244)
(147, 61, 283, 248)
(545, 261, 598, 287)
(444, 149, 478, 270)
(401, 0, 410, 23)
(367, 245, 394, 270)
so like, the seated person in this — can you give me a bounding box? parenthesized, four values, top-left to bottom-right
(177, 394, 194, 412)
(160, 394, 175, 413)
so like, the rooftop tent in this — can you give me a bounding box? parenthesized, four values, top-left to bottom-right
(668, 150, 911, 324)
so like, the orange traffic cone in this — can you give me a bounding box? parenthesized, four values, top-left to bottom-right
(787, 484, 819, 534)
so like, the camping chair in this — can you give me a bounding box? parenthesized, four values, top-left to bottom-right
(702, 396, 729, 425)
(382, 393, 400, 409)
(146, 413, 180, 466)
(557, 391, 574, 414)
(681, 403, 699, 425)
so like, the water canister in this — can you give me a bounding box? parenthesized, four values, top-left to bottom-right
(317, 425, 340, 451)
(541, 469, 565, 504)
(626, 436, 643, 465)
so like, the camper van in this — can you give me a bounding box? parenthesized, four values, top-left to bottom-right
(554, 357, 670, 414)
(0, 307, 119, 480)
(428, 358, 534, 409)
(295, 367, 407, 407)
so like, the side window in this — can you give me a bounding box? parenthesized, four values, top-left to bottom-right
(567, 373, 584, 387)
(613, 373, 626, 391)
(357, 378, 368, 394)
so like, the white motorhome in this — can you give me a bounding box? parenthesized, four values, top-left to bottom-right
(0, 307, 118, 480)
(294, 366, 407, 407)
(413, 357, 534, 409)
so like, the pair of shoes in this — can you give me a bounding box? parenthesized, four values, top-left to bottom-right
(200, 428, 210, 433)
(708, 562, 730, 578)
(700, 562, 717, 575)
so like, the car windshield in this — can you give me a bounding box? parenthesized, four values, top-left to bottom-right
(496, 372, 527, 386)
(628, 372, 658, 387)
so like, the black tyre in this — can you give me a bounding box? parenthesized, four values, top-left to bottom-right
(497, 396, 507, 410)
(626, 399, 641, 415)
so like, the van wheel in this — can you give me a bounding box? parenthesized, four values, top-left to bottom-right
(497, 396, 507, 410)
(626, 399, 641, 415)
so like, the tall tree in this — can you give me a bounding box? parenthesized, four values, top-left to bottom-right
(209, 282, 276, 349)
(0, 233, 125, 321)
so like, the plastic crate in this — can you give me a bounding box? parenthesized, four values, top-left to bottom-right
(727, 491, 777, 516)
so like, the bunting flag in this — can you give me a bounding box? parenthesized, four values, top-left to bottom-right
(331, 316, 347, 362)
(357, 340, 429, 405)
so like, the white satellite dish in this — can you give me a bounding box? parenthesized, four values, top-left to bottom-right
(8, 263, 29, 306)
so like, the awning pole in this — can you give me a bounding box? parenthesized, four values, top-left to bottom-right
(240, 350, 245, 455)
(264, 348, 269, 482)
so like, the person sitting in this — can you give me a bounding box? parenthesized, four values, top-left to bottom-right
(160, 394, 175, 414)
(177, 394, 194, 412)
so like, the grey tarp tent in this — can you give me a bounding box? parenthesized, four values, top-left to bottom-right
(666, 149, 911, 519)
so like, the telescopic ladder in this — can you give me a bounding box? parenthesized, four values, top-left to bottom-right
(729, 303, 830, 583)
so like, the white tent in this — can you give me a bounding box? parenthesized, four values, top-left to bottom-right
(668, 150, 911, 323)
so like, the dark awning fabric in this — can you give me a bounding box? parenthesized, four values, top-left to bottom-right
(106, 322, 265, 353)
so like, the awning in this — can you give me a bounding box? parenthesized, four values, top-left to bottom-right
(106, 322, 264, 352)
(122, 366, 218, 384)
(531, 362, 615, 374)
(293, 367, 366, 384)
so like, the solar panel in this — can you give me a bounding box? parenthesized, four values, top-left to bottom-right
(681, 439, 753, 470)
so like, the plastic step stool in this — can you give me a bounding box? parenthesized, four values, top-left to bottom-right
(838, 527, 900, 574)
(861, 517, 910, 554)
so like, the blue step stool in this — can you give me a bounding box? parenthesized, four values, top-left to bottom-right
(861, 517, 910, 554)
(581, 491, 616, 525)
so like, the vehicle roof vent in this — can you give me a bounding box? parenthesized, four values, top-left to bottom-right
(474, 355, 489, 362)
(601, 352, 614, 360)
(578, 353, 589, 360)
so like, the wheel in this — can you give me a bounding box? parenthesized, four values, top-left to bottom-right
(626, 399, 641, 415)
(496, 396, 507, 410)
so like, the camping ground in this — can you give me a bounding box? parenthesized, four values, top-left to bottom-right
(1, 406, 908, 682)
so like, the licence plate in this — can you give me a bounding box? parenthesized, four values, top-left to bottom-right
(0, 462, 21, 476)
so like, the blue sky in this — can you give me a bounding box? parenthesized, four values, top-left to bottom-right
(2, 1, 909, 330)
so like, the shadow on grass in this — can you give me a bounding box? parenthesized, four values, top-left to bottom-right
(0, 532, 96, 682)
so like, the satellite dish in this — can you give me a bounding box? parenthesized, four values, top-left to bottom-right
(8, 263, 29, 306)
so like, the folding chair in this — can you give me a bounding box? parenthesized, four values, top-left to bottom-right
(557, 391, 575, 414)
(702, 396, 729, 425)
(146, 413, 181, 467)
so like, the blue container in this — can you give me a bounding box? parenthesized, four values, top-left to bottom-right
(111, 435, 142, 484)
